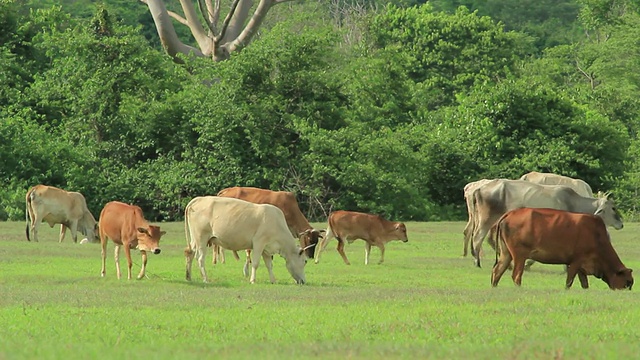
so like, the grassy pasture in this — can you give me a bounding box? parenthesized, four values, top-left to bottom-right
(1, 220, 639, 359)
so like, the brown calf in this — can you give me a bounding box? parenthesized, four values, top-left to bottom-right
(491, 207, 633, 290)
(314, 210, 408, 265)
(99, 201, 165, 280)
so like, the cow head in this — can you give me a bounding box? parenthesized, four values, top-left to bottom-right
(594, 197, 624, 230)
(604, 268, 634, 290)
(136, 225, 165, 254)
(297, 229, 326, 258)
(284, 247, 308, 285)
(394, 223, 409, 242)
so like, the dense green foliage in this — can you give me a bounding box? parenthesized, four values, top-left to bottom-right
(1, 221, 640, 358)
(1, 0, 639, 221)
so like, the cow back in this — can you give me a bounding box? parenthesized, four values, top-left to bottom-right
(99, 201, 147, 244)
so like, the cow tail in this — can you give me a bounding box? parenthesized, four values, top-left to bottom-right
(183, 204, 194, 257)
(493, 217, 504, 268)
(25, 188, 33, 241)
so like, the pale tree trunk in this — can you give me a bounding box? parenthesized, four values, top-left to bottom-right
(141, 0, 294, 62)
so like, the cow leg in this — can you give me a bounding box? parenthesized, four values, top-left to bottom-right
(511, 257, 527, 286)
(30, 214, 42, 242)
(314, 228, 335, 264)
(68, 221, 79, 243)
(462, 219, 472, 257)
(249, 247, 264, 284)
(491, 250, 512, 287)
(114, 245, 122, 279)
(137, 250, 148, 280)
(377, 243, 386, 265)
(336, 239, 351, 265)
(262, 253, 276, 284)
(470, 223, 491, 268)
(100, 236, 108, 278)
(243, 250, 252, 278)
(59, 224, 67, 243)
(124, 245, 133, 280)
(185, 247, 194, 281)
(196, 247, 209, 283)
(364, 242, 372, 265)
(577, 270, 589, 289)
(565, 263, 581, 289)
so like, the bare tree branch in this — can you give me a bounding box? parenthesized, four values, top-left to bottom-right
(144, 0, 205, 60)
(140, 0, 189, 25)
(212, 0, 221, 32)
(228, 0, 275, 52)
(215, 0, 242, 43)
(197, 0, 215, 34)
(178, 0, 210, 51)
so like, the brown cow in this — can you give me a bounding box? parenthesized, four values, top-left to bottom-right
(216, 187, 325, 272)
(99, 201, 165, 280)
(314, 210, 408, 265)
(25, 185, 99, 243)
(491, 207, 633, 290)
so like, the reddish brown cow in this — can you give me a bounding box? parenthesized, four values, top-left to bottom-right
(314, 210, 408, 265)
(99, 201, 165, 280)
(491, 207, 633, 290)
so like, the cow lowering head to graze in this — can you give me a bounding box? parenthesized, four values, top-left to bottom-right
(314, 210, 408, 265)
(520, 171, 594, 198)
(216, 187, 325, 257)
(184, 196, 308, 284)
(99, 201, 165, 280)
(470, 179, 623, 268)
(25, 185, 99, 243)
(216, 187, 325, 273)
(490, 207, 633, 290)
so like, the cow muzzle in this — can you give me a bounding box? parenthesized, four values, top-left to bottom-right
(153, 248, 161, 255)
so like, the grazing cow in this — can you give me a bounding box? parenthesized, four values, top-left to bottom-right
(99, 201, 165, 280)
(462, 179, 494, 257)
(25, 185, 98, 243)
(314, 210, 408, 265)
(184, 196, 308, 284)
(216, 187, 325, 258)
(491, 207, 633, 290)
(470, 179, 623, 268)
(520, 171, 594, 197)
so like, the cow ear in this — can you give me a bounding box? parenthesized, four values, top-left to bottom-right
(160, 231, 166, 236)
(594, 208, 603, 216)
(137, 227, 148, 234)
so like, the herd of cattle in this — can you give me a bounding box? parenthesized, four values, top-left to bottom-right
(22, 170, 634, 290)
(23, 185, 407, 284)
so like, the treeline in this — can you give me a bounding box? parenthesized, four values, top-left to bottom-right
(1, 0, 639, 222)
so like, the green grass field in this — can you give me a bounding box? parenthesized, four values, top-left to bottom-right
(1, 220, 639, 359)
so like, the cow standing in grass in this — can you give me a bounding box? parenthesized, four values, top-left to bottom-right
(25, 185, 98, 243)
(99, 201, 165, 280)
(491, 207, 633, 290)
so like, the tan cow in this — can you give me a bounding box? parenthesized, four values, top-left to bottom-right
(216, 187, 325, 272)
(491, 207, 633, 290)
(184, 196, 308, 284)
(314, 210, 408, 265)
(470, 179, 623, 268)
(462, 179, 494, 257)
(520, 171, 594, 197)
(25, 185, 98, 243)
(99, 201, 165, 280)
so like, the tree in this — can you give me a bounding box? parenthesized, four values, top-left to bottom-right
(142, 0, 299, 61)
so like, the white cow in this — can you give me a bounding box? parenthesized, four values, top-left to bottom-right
(520, 171, 594, 197)
(184, 196, 309, 284)
(470, 179, 623, 267)
(25, 185, 98, 243)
